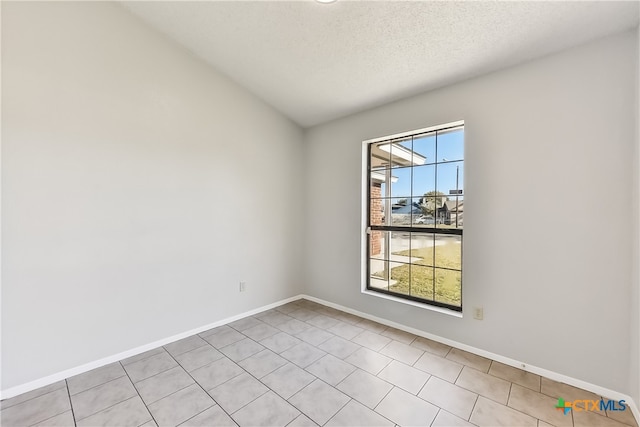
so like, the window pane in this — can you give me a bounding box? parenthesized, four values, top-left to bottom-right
(413, 133, 435, 165)
(390, 167, 411, 198)
(388, 138, 414, 168)
(369, 198, 384, 226)
(390, 198, 417, 226)
(412, 165, 436, 198)
(388, 261, 410, 295)
(369, 258, 389, 291)
(410, 197, 429, 226)
(370, 171, 387, 197)
(434, 235, 462, 270)
(389, 231, 411, 258)
(410, 233, 435, 266)
(369, 231, 387, 260)
(437, 127, 464, 162)
(435, 196, 463, 229)
(410, 264, 434, 300)
(434, 268, 461, 307)
(370, 142, 391, 170)
(413, 215, 436, 227)
(450, 196, 463, 229)
(436, 161, 463, 195)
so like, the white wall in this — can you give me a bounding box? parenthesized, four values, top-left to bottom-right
(304, 30, 638, 393)
(1, 2, 303, 390)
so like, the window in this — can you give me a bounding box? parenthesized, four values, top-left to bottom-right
(365, 122, 464, 311)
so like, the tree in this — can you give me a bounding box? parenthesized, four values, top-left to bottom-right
(419, 191, 448, 216)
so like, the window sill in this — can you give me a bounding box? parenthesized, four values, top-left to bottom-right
(361, 289, 464, 318)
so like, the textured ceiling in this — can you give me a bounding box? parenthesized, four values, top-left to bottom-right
(122, 1, 639, 127)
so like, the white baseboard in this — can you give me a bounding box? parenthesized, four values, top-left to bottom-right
(300, 294, 640, 425)
(0, 294, 303, 400)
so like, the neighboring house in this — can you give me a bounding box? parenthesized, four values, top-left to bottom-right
(390, 202, 422, 226)
(392, 202, 422, 215)
(438, 199, 464, 225)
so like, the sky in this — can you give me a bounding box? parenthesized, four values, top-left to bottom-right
(377, 129, 464, 203)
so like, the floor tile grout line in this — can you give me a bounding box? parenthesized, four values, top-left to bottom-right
(452, 378, 511, 407)
(121, 348, 166, 368)
(334, 369, 394, 412)
(238, 351, 288, 380)
(26, 406, 72, 427)
(429, 408, 442, 427)
(74, 394, 141, 424)
(0, 383, 68, 411)
(284, 413, 305, 427)
(359, 397, 400, 427)
(176, 403, 224, 427)
(374, 384, 449, 426)
(144, 381, 194, 407)
(466, 394, 480, 422)
(68, 372, 128, 398)
(502, 393, 559, 425)
(260, 368, 313, 403)
(373, 385, 396, 412)
(452, 364, 465, 384)
(64, 379, 78, 427)
(415, 375, 430, 397)
(124, 360, 180, 386)
(157, 348, 224, 379)
(118, 362, 159, 427)
(136, 418, 153, 427)
(320, 397, 353, 427)
(218, 339, 323, 421)
(285, 378, 347, 426)
(163, 341, 210, 359)
(227, 318, 268, 333)
(198, 323, 243, 340)
(213, 385, 268, 421)
(411, 374, 482, 419)
(0, 384, 67, 414)
(160, 348, 236, 425)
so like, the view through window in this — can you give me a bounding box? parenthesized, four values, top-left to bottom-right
(366, 123, 464, 311)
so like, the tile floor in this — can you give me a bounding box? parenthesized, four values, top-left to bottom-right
(1, 299, 638, 427)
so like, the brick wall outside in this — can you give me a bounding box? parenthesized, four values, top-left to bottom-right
(370, 183, 382, 256)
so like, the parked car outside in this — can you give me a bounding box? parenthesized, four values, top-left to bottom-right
(415, 215, 435, 224)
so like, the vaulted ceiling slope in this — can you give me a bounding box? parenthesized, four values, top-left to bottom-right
(123, 1, 639, 128)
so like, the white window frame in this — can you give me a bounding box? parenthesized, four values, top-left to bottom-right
(360, 120, 465, 317)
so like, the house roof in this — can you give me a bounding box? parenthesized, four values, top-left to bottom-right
(443, 200, 464, 212)
(392, 202, 422, 215)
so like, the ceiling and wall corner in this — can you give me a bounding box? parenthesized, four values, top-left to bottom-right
(122, 1, 639, 127)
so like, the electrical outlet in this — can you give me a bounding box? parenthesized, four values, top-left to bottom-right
(239, 281, 246, 292)
(473, 306, 483, 320)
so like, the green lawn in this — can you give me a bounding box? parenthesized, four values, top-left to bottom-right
(377, 241, 462, 306)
